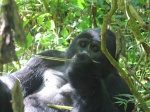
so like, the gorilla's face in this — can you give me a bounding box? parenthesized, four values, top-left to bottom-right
(66, 28, 117, 65)
(75, 38, 101, 62)
(66, 29, 102, 62)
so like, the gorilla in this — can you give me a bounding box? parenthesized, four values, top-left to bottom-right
(0, 28, 134, 112)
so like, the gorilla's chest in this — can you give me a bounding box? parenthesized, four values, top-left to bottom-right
(34, 68, 73, 106)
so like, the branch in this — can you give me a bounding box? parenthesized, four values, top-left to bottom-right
(101, 0, 150, 112)
(42, 0, 50, 13)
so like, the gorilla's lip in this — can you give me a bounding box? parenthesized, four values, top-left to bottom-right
(72, 53, 101, 64)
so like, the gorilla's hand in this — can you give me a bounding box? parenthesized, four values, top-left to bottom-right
(71, 53, 94, 70)
(67, 53, 99, 93)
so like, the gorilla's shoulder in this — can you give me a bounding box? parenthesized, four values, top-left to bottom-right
(37, 50, 65, 58)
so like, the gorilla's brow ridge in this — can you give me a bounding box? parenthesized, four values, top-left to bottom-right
(85, 30, 100, 42)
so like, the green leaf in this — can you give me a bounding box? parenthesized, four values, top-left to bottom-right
(105, 0, 110, 3)
(50, 20, 55, 30)
(46, 21, 51, 29)
(77, 0, 85, 9)
(139, 0, 146, 5)
(12, 81, 24, 112)
(26, 32, 32, 48)
(23, 19, 29, 27)
(61, 28, 68, 37)
(16, 49, 25, 56)
(37, 16, 44, 25)
(146, 82, 150, 88)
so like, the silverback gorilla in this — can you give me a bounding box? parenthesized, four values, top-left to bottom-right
(0, 28, 134, 112)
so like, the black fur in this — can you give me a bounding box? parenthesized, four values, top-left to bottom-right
(0, 28, 134, 112)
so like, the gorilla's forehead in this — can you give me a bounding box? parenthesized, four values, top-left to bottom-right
(81, 29, 100, 42)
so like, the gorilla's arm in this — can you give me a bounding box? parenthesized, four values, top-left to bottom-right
(0, 50, 65, 96)
(67, 54, 118, 112)
(105, 72, 134, 112)
(15, 50, 65, 96)
(0, 50, 65, 112)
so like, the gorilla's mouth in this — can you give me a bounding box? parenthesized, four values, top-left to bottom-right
(72, 53, 101, 64)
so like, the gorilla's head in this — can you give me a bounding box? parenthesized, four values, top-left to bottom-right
(66, 28, 117, 62)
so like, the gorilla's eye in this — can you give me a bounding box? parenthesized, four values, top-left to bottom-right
(92, 46, 100, 52)
(79, 41, 87, 48)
